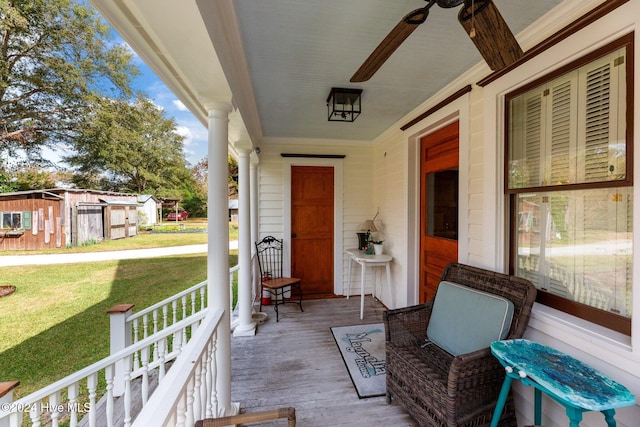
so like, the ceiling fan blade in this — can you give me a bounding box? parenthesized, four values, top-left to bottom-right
(350, 7, 429, 82)
(458, 0, 523, 71)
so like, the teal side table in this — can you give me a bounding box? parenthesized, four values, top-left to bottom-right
(490, 339, 635, 427)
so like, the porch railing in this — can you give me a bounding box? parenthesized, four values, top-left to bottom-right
(127, 281, 207, 348)
(0, 310, 208, 427)
(0, 260, 246, 427)
(124, 262, 241, 349)
(130, 309, 228, 426)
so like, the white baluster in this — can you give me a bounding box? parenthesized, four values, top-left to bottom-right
(132, 317, 139, 343)
(158, 337, 167, 381)
(172, 300, 178, 325)
(181, 296, 188, 344)
(141, 346, 149, 405)
(132, 318, 140, 370)
(190, 291, 196, 315)
(123, 356, 132, 427)
(142, 314, 149, 339)
(162, 305, 168, 330)
(49, 391, 60, 427)
(105, 365, 114, 427)
(193, 363, 202, 422)
(181, 322, 188, 347)
(205, 337, 214, 418)
(175, 392, 186, 427)
(200, 286, 206, 311)
(185, 375, 195, 427)
(8, 410, 21, 427)
(28, 399, 41, 427)
(200, 351, 209, 420)
(173, 323, 183, 352)
(172, 300, 180, 351)
(87, 373, 98, 427)
(68, 383, 78, 427)
(152, 310, 159, 360)
(181, 295, 187, 320)
(210, 335, 219, 417)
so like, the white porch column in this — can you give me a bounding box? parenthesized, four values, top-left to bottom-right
(250, 160, 259, 297)
(233, 146, 256, 336)
(205, 102, 233, 414)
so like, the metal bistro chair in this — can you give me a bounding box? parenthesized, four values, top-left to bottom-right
(255, 236, 303, 322)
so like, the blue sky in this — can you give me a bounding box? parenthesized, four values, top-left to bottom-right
(35, 3, 210, 169)
(128, 51, 209, 167)
(38, 28, 210, 169)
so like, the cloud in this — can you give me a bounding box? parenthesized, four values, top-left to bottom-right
(173, 100, 188, 111)
(176, 126, 193, 145)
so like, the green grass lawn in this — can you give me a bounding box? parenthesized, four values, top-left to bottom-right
(0, 249, 239, 398)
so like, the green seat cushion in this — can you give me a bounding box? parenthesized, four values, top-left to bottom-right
(426, 281, 514, 356)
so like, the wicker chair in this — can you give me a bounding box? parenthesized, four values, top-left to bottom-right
(383, 263, 536, 427)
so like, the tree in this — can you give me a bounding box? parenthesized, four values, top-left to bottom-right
(10, 164, 56, 190)
(228, 155, 238, 197)
(0, 0, 137, 155)
(189, 155, 239, 198)
(66, 95, 189, 194)
(182, 155, 240, 217)
(185, 157, 208, 217)
(0, 160, 15, 192)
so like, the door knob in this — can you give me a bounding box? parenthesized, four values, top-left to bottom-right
(291, 233, 297, 238)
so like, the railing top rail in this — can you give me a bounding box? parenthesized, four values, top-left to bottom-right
(10, 309, 210, 406)
(127, 280, 207, 322)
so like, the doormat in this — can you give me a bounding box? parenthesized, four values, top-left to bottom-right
(330, 323, 386, 398)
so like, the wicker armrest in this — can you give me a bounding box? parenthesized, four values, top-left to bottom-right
(383, 303, 433, 346)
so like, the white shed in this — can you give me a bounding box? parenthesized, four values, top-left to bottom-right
(138, 194, 161, 225)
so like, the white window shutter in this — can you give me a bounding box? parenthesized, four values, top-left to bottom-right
(576, 49, 625, 183)
(548, 76, 578, 185)
(524, 91, 543, 187)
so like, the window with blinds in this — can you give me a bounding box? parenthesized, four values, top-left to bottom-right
(507, 47, 627, 190)
(505, 34, 633, 335)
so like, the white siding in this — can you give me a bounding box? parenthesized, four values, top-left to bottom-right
(373, 129, 407, 308)
(471, 2, 640, 426)
(257, 141, 375, 296)
(468, 86, 486, 267)
(254, 3, 640, 425)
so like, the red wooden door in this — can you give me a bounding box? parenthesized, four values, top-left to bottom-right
(419, 122, 459, 303)
(291, 166, 334, 297)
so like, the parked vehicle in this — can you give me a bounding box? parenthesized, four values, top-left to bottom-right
(167, 210, 189, 221)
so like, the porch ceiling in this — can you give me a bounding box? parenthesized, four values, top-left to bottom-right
(91, 0, 568, 149)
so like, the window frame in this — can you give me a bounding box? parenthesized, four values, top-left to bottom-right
(1, 211, 23, 230)
(504, 34, 634, 195)
(505, 33, 634, 335)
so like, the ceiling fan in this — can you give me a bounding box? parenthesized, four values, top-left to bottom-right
(350, 0, 524, 82)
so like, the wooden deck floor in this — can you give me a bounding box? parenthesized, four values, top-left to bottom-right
(229, 296, 418, 426)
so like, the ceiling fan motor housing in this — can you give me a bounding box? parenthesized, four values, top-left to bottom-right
(436, 0, 465, 8)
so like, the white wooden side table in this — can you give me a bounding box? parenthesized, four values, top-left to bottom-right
(344, 248, 393, 319)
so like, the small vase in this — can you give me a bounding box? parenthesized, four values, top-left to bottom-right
(374, 244, 383, 255)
